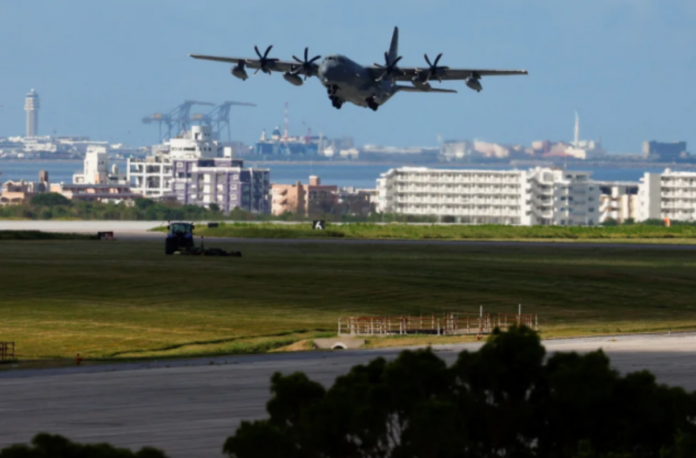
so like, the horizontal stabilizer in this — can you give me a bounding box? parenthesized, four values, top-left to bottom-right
(396, 85, 458, 94)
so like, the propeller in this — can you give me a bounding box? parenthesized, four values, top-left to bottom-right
(423, 53, 449, 82)
(253, 45, 279, 75)
(374, 52, 403, 82)
(292, 47, 322, 80)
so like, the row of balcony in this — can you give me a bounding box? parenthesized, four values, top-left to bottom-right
(394, 187, 522, 195)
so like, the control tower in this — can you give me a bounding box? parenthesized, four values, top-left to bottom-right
(24, 89, 40, 137)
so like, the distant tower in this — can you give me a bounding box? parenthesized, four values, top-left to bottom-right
(574, 110, 580, 148)
(283, 102, 289, 140)
(24, 89, 40, 137)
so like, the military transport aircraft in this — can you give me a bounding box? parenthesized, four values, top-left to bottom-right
(190, 27, 528, 112)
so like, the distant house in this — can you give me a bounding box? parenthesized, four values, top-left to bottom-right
(56, 183, 141, 204)
(271, 176, 338, 216)
(0, 171, 50, 205)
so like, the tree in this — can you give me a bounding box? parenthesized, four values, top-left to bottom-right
(31, 193, 70, 207)
(209, 203, 221, 213)
(0, 433, 167, 458)
(135, 198, 156, 210)
(223, 326, 696, 458)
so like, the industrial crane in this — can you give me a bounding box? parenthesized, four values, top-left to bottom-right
(142, 100, 215, 141)
(191, 101, 256, 143)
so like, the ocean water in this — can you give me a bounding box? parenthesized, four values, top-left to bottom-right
(0, 159, 671, 189)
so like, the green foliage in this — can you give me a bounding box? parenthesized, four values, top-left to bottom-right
(208, 203, 221, 213)
(0, 199, 226, 221)
(135, 198, 156, 210)
(224, 327, 696, 458)
(30, 193, 71, 207)
(0, 433, 167, 458)
(193, 221, 696, 241)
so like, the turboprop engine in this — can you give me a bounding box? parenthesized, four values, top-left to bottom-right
(231, 62, 248, 81)
(466, 75, 482, 92)
(283, 72, 303, 86)
(411, 75, 432, 91)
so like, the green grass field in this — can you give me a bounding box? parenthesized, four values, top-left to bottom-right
(153, 222, 696, 241)
(1, 238, 695, 362)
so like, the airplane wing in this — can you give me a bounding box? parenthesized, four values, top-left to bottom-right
(395, 85, 457, 93)
(367, 67, 528, 81)
(190, 54, 304, 75)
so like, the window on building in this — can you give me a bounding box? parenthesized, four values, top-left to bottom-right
(589, 208, 595, 212)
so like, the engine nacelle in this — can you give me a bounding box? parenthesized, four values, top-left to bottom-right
(283, 72, 303, 86)
(411, 76, 432, 91)
(466, 76, 483, 92)
(231, 62, 248, 81)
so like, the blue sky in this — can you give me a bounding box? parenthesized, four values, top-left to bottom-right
(0, 0, 693, 152)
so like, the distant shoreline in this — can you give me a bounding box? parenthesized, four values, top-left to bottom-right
(2, 157, 695, 171)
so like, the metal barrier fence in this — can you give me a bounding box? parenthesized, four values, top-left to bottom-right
(0, 342, 15, 361)
(338, 312, 537, 337)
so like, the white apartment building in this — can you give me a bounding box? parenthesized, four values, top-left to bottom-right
(127, 126, 218, 198)
(377, 167, 600, 226)
(527, 168, 600, 226)
(598, 182, 640, 223)
(378, 168, 527, 225)
(639, 170, 696, 222)
(73, 146, 127, 185)
(127, 153, 174, 198)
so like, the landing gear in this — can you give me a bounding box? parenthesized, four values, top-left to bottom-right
(366, 96, 379, 111)
(327, 84, 339, 96)
(330, 96, 343, 109)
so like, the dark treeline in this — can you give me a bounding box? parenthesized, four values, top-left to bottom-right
(0, 193, 434, 223)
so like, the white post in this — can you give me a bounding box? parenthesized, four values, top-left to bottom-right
(518, 303, 522, 317)
(480, 305, 483, 318)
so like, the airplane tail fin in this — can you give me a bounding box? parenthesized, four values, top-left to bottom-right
(388, 27, 399, 63)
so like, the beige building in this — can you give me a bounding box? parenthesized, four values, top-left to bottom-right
(0, 171, 50, 205)
(598, 183, 640, 223)
(271, 175, 338, 216)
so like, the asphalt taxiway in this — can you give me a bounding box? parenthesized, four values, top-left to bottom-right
(1, 334, 696, 458)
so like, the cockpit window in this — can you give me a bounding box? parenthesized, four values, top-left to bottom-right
(170, 223, 192, 234)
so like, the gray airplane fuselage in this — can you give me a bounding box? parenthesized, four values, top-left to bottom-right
(318, 54, 397, 108)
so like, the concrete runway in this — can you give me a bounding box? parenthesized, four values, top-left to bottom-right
(2, 334, 696, 458)
(2, 220, 696, 249)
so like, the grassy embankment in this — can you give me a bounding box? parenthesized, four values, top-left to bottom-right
(152, 222, 696, 243)
(1, 237, 695, 364)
